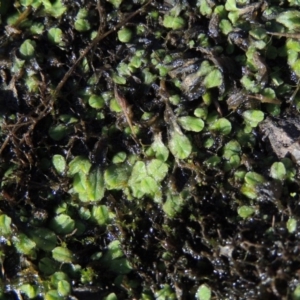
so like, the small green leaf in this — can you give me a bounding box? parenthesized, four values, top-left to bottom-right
(20, 0, 33, 6)
(44, 0, 67, 18)
(249, 27, 267, 39)
(287, 218, 297, 233)
(168, 131, 192, 159)
(199, 0, 213, 16)
(204, 155, 221, 167)
(140, 176, 159, 196)
(0, 214, 11, 236)
(223, 154, 240, 171)
(104, 163, 131, 190)
(72, 173, 88, 198)
(262, 87, 276, 99)
(51, 271, 70, 287)
(245, 171, 266, 185)
(30, 22, 44, 34)
(86, 167, 105, 201)
(241, 172, 266, 200)
(219, 19, 233, 35)
(107, 0, 122, 8)
(198, 61, 214, 76)
(68, 156, 91, 175)
(129, 163, 161, 200)
(74, 18, 91, 32)
(177, 116, 205, 132)
(194, 107, 208, 119)
(270, 162, 286, 180)
(92, 205, 109, 226)
(163, 15, 186, 30)
(88, 94, 105, 109)
(238, 206, 255, 219)
(12, 56, 25, 74)
(39, 257, 58, 275)
(276, 10, 300, 30)
(48, 28, 63, 45)
(169, 95, 180, 105)
(225, 0, 237, 11)
(108, 257, 132, 274)
(146, 133, 169, 162)
(52, 247, 73, 263)
(117, 62, 132, 76)
(142, 68, 157, 84)
(103, 293, 118, 300)
(48, 124, 71, 141)
(101, 240, 132, 274)
(163, 192, 184, 218)
(112, 74, 126, 85)
(203, 69, 223, 88)
(243, 110, 264, 128)
(81, 267, 95, 284)
(286, 39, 300, 52)
(76, 7, 88, 18)
(209, 118, 232, 135)
(155, 285, 177, 300)
(29, 228, 57, 251)
(59, 114, 78, 124)
(112, 152, 127, 164)
(12, 233, 36, 255)
(127, 158, 167, 201)
(50, 214, 75, 235)
(52, 155, 66, 174)
(241, 183, 258, 199)
(20, 284, 37, 299)
(118, 27, 132, 43)
(147, 159, 169, 182)
(19, 39, 36, 58)
(129, 56, 142, 69)
(292, 59, 300, 77)
(196, 284, 211, 300)
(292, 285, 300, 300)
(45, 290, 64, 300)
(157, 64, 169, 77)
(72, 168, 104, 202)
(105, 240, 124, 260)
(25, 75, 39, 92)
(128, 161, 147, 183)
(204, 137, 214, 149)
(240, 75, 260, 93)
(57, 280, 71, 297)
(79, 207, 91, 220)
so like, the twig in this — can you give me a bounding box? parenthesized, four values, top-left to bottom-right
(114, 85, 136, 135)
(97, 0, 107, 34)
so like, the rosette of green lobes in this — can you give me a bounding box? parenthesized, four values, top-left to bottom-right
(128, 159, 169, 202)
